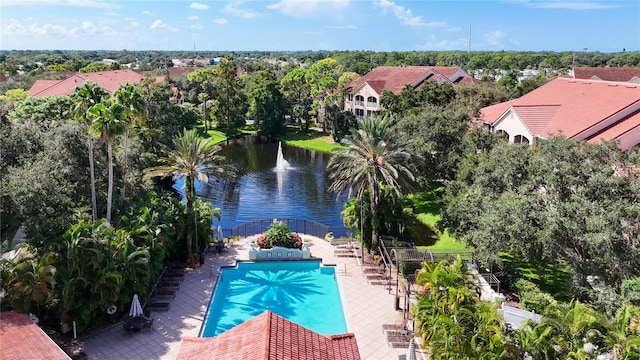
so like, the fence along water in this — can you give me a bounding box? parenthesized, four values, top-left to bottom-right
(223, 218, 349, 239)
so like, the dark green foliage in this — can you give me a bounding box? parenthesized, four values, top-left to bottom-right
(515, 279, 557, 313)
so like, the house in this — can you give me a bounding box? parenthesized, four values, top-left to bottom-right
(344, 66, 476, 119)
(176, 310, 361, 360)
(573, 66, 640, 83)
(0, 311, 71, 360)
(28, 69, 163, 98)
(475, 76, 640, 150)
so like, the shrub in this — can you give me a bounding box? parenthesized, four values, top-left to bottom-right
(256, 222, 302, 249)
(515, 278, 557, 313)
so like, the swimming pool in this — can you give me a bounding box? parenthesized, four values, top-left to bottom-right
(201, 261, 347, 337)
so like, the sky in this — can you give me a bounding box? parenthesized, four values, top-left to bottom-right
(1, 0, 639, 53)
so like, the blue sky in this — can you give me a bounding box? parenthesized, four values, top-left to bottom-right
(1, 0, 638, 52)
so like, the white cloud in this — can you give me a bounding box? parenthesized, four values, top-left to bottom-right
(190, 2, 209, 10)
(130, 21, 139, 28)
(375, 0, 445, 27)
(187, 15, 199, 20)
(142, 10, 151, 15)
(214, 18, 229, 25)
(150, 19, 177, 31)
(1, 0, 118, 8)
(267, 0, 349, 16)
(188, 24, 203, 29)
(486, 30, 506, 46)
(224, 1, 257, 19)
(325, 24, 357, 30)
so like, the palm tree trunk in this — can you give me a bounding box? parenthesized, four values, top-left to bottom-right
(121, 129, 129, 200)
(185, 175, 194, 256)
(88, 136, 98, 221)
(107, 141, 113, 224)
(369, 180, 380, 252)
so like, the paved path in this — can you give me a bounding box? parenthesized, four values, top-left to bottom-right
(81, 236, 426, 360)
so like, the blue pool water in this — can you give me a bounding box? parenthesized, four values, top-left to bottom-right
(201, 261, 347, 337)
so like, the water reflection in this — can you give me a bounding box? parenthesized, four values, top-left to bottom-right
(174, 137, 348, 229)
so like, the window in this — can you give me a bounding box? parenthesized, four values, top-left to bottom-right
(348, 94, 353, 101)
(355, 109, 364, 117)
(496, 129, 509, 140)
(367, 96, 377, 104)
(513, 135, 530, 144)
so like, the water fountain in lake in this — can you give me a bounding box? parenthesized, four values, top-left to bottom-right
(275, 141, 291, 171)
(174, 137, 348, 231)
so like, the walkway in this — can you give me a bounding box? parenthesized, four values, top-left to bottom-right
(81, 236, 425, 360)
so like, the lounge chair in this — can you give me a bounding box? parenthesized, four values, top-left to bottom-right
(381, 319, 409, 334)
(144, 302, 170, 312)
(387, 333, 412, 348)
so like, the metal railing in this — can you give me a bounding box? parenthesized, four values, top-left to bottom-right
(223, 218, 350, 239)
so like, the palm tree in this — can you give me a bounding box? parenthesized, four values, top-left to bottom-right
(326, 116, 416, 252)
(114, 84, 145, 200)
(69, 82, 108, 220)
(90, 98, 126, 224)
(143, 128, 237, 257)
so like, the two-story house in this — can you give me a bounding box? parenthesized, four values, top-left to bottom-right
(476, 76, 640, 150)
(344, 66, 476, 119)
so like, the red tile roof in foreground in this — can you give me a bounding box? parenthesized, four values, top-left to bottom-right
(477, 77, 640, 140)
(0, 311, 71, 360)
(177, 310, 361, 360)
(29, 69, 157, 97)
(347, 66, 474, 95)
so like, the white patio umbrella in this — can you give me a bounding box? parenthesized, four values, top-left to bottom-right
(406, 337, 416, 360)
(217, 225, 224, 242)
(129, 294, 144, 317)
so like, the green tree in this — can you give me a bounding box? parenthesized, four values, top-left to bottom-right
(326, 116, 416, 252)
(70, 82, 108, 221)
(143, 129, 237, 257)
(0, 88, 29, 102)
(247, 69, 286, 136)
(187, 67, 217, 130)
(90, 98, 126, 224)
(213, 56, 247, 132)
(306, 58, 343, 132)
(280, 67, 313, 131)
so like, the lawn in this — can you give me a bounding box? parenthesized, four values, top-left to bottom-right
(278, 130, 346, 154)
(407, 185, 468, 250)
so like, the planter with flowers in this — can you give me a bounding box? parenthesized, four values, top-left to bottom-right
(249, 222, 309, 260)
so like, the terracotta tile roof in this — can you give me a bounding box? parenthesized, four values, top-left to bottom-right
(29, 79, 63, 96)
(587, 111, 640, 144)
(29, 69, 160, 97)
(573, 66, 640, 83)
(167, 67, 200, 79)
(177, 310, 361, 360)
(478, 77, 640, 140)
(348, 66, 473, 95)
(0, 311, 71, 360)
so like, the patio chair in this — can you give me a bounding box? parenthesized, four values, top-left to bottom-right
(142, 317, 154, 333)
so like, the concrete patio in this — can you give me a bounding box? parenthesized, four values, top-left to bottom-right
(80, 236, 426, 360)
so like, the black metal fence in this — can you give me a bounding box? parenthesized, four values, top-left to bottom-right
(223, 218, 350, 239)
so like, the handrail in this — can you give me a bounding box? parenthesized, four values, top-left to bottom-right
(222, 218, 349, 239)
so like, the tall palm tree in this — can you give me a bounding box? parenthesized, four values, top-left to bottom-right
(326, 116, 416, 252)
(114, 84, 145, 200)
(69, 82, 108, 221)
(143, 128, 237, 257)
(90, 98, 126, 224)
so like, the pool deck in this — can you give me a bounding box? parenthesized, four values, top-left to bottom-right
(81, 236, 426, 360)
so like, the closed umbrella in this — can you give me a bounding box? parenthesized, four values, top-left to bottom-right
(406, 337, 416, 360)
(129, 294, 143, 317)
